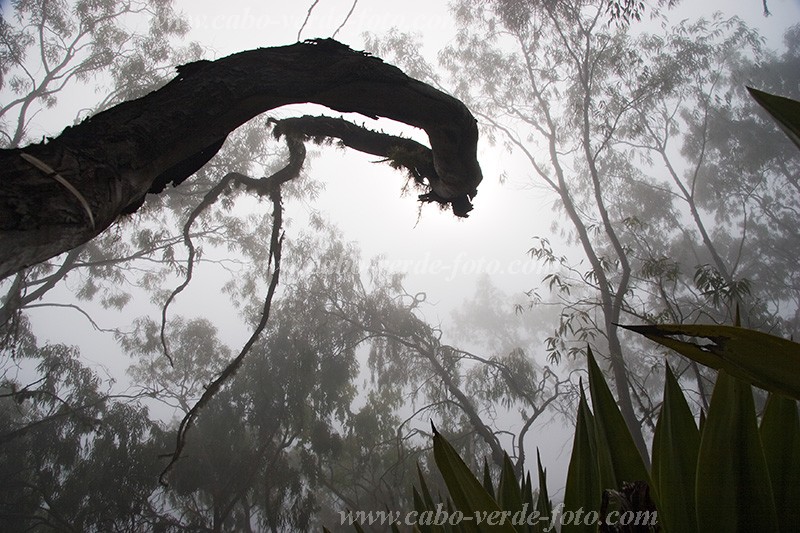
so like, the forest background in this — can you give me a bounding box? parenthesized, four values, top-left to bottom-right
(1, 0, 799, 530)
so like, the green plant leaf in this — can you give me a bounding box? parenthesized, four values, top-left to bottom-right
(535, 450, 552, 533)
(622, 324, 800, 399)
(523, 470, 534, 510)
(563, 385, 601, 533)
(432, 424, 517, 533)
(498, 453, 524, 516)
(415, 464, 451, 533)
(587, 348, 650, 486)
(535, 449, 551, 515)
(413, 487, 428, 514)
(483, 458, 496, 500)
(747, 87, 800, 150)
(759, 393, 800, 531)
(417, 463, 438, 511)
(696, 371, 778, 531)
(521, 472, 536, 533)
(651, 363, 699, 533)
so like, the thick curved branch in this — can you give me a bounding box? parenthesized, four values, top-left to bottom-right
(272, 115, 475, 214)
(0, 38, 482, 280)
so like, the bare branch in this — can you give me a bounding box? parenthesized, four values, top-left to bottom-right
(159, 136, 305, 484)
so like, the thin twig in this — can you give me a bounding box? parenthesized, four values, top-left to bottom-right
(297, 0, 321, 41)
(332, 0, 359, 38)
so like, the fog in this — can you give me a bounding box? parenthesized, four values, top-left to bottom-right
(1, 0, 799, 530)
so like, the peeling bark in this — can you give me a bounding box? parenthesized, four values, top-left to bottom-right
(0, 38, 482, 280)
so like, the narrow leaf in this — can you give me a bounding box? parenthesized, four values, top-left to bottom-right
(747, 87, 800, 150)
(651, 363, 699, 533)
(696, 371, 778, 531)
(563, 385, 601, 533)
(482, 458, 495, 500)
(417, 463, 438, 511)
(431, 424, 516, 533)
(587, 348, 650, 486)
(535, 450, 552, 532)
(760, 393, 800, 531)
(622, 323, 800, 400)
(498, 452, 524, 515)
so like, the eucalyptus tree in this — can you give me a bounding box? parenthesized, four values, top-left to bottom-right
(0, 1, 517, 529)
(123, 309, 356, 532)
(1, 0, 484, 472)
(0, 0, 198, 149)
(287, 228, 568, 478)
(0, 0, 206, 352)
(430, 0, 657, 456)
(0, 343, 165, 531)
(605, 21, 800, 411)
(403, 0, 800, 457)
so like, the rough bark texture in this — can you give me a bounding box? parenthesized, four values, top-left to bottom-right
(0, 38, 482, 280)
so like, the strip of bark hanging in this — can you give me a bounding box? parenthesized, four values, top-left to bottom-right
(0, 38, 482, 280)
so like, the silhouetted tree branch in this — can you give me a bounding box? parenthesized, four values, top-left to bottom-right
(0, 38, 483, 280)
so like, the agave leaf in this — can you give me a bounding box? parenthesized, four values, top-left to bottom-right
(535, 450, 551, 515)
(413, 486, 428, 514)
(523, 471, 534, 510)
(417, 463, 438, 511)
(563, 385, 601, 533)
(621, 324, 800, 400)
(747, 87, 800, 151)
(431, 424, 516, 533)
(498, 453, 524, 515)
(759, 393, 800, 530)
(535, 450, 552, 533)
(482, 458, 495, 500)
(587, 348, 650, 486)
(696, 371, 778, 531)
(651, 363, 699, 533)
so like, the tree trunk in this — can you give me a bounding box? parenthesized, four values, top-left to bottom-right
(0, 39, 482, 280)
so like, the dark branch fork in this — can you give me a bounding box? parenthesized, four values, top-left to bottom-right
(0, 38, 483, 280)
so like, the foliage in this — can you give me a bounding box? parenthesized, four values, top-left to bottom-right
(624, 323, 800, 400)
(0, 0, 200, 148)
(747, 86, 800, 151)
(2, 1, 799, 531)
(0, 343, 165, 530)
(391, 347, 798, 533)
(405, 0, 800, 457)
